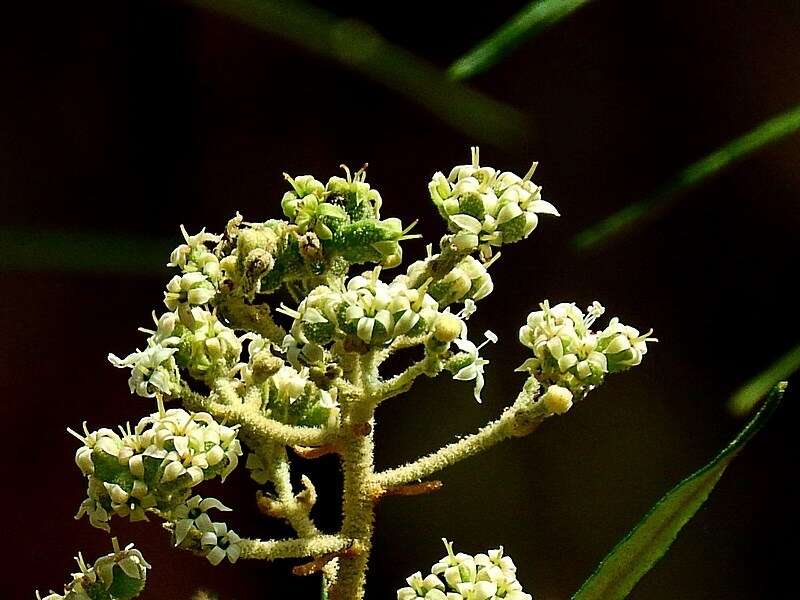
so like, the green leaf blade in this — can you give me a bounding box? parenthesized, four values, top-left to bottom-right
(448, 0, 593, 80)
(572, 382, 786, 600)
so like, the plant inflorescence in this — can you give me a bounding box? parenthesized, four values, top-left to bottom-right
(37, 148, 655, 600)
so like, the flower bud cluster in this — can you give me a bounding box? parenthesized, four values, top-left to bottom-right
(517, 300, 656, 402)
(429, 147, 559, 258)
(70, 405, 242, 532)
(36, 538, 150, 600)
(237, 335, 340, 428)
(282, 167, 415, 268)
(397, 539, 532, 600)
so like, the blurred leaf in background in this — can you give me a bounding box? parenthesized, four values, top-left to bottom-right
(448, 0, 593, 80)
(573, 382, 787, 600)
(572, 103, 800, 251)
(188, 0, 530, 148)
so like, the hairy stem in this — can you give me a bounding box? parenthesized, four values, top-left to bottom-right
(329, 353, 380, 600)
(181, 384, 337, 447)
(240, 535, 351, 560)
(374, 390, 547, 489)
(329, 424, 377, 600)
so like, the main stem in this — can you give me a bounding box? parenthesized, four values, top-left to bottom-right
(329, 422, 376, 600)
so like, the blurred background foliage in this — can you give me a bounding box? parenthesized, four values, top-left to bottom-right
(1, 1, 798, 598)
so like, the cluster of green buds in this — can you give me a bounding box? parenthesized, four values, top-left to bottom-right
(36, 538, 150, 600)
(282, 165, 417, 268)
(517, 300, 656, 409)
(69, 403, 242, 533)
(397, 539, 532, 600)
(429, 147, 559, 259)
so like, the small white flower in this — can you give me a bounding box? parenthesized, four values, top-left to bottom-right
(271, 365, 308, 402)
(172, 495, 231, 546)
(200, 522, 242, 566)
(452, 330, 498, 403)
(108, 344, 179, 398)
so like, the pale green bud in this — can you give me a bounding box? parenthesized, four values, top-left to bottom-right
(541, 384, 574, 414)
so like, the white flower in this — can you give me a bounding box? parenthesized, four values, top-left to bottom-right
(172, 495, 231, 546)
(452, 330, 498, 403)
(93, 538, 151, 591)
(399, 539, 533, 600)
(396, 572, 448, 600)
(200, 522, 242, 565)
(429, 147, 559, 257)
(271, 365, 308, 402)
(108, 344, 179, 397)
(518, 299, 655, 399)
(432, 539, 478, 588)
(164, 271, 216, 311)
(168, 225, 221, 280)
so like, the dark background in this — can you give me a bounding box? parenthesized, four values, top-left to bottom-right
(1, 1, 798, 598)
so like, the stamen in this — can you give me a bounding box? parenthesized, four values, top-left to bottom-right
(522, 161, 538, 182)
(470, 146, 480, 168)
(477, 330, 499, 350)
(276, 303, 301, 319)
(66, 423, 88, 443)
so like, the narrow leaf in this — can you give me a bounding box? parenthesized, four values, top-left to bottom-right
(572, 103, 800, 251)
(188, 0, 530, 149)
(448, 0, 593, 80)
(0, 227, 172, 274)
(573, 382, 787, 600)
(321, 574, 328, 600)
(729, 342, 800, 416)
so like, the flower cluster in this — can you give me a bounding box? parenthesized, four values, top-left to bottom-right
(398, 539, 532, 600)
(167, 224, 222, 281)
(70, 404, 242, 533)
(36, 538, 150, 600)
(283, 267, 440, 351)
(517, 300, 656, 406)
(429, 147, 559, 258)
(404, 252, 495, 308)
(109, 307, 242, 396)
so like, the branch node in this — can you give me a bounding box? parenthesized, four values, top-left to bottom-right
(292, 443, 339, 459)
(291, 545, 359, 576)
(256, 491, 287, 519)
(375, 480, 443, 500)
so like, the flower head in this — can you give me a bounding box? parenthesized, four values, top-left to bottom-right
(429, 147, 558, 259)
(518, 300, 655, 402)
